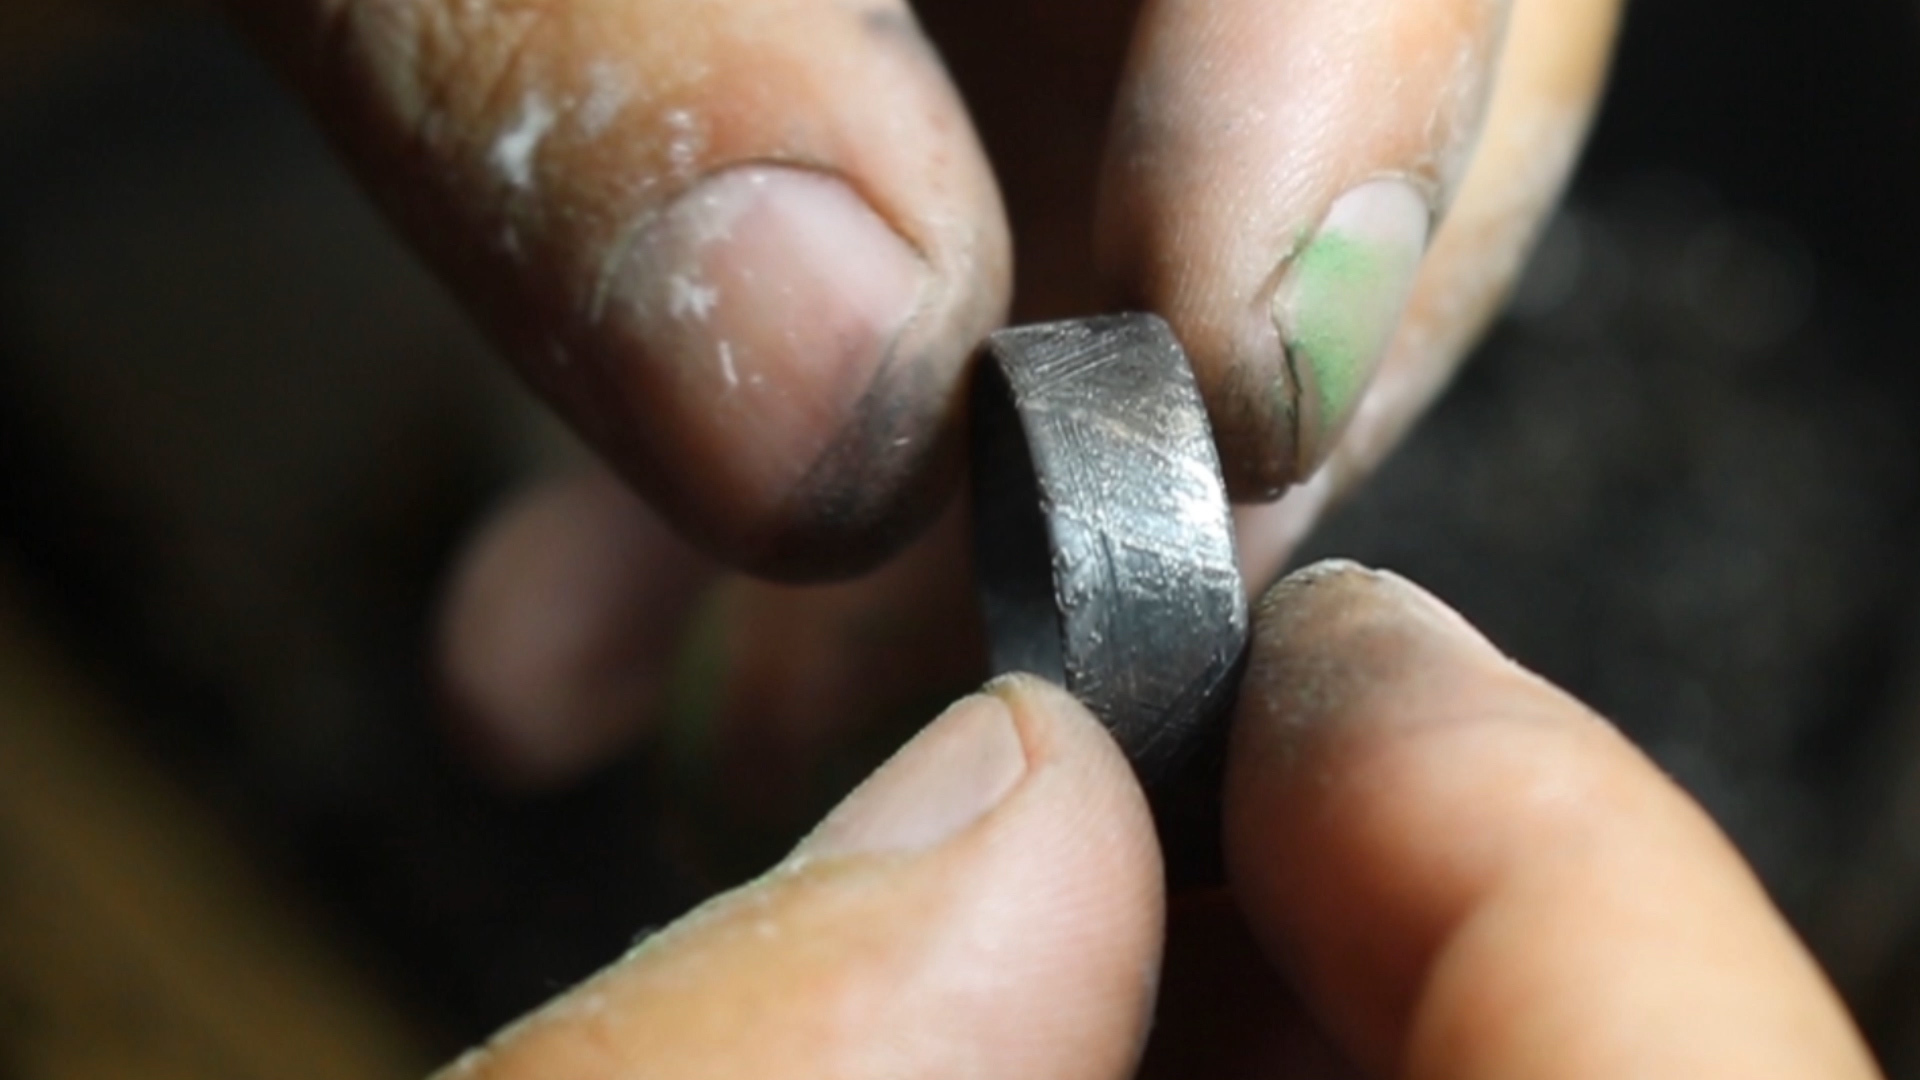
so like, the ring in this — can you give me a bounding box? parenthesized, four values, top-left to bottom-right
(970, 313, 1248, 788)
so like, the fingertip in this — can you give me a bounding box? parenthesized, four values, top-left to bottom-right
(448, 675, 1162, 1079)
(1241, 558, 1510, 698)
(435, 470, 714, 788)
(1224, 560, 1880, 1077)
(1100, 0, 1505, 497)
(979, 673, 1167, 922)
(248, 0, 1010, 580)
(1225, 559, 1649, 1060)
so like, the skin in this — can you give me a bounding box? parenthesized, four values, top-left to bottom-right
(431, 563, 1885, 1078)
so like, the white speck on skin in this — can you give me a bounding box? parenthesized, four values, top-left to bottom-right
(492, 92, 557, 191)
(578, 62, 631, 138)
(668, 274, 720, 322)
(586, 159, 747, 326)
(664, 108, 706, 177)
(718, 341, 739, 388)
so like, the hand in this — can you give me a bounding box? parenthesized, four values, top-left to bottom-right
(227, 0, 1619, 574)
(425, 562, 1882, 1079)
(222, 0, 1622, 799)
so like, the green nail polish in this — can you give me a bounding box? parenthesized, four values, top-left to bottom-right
(1272, 179, 1431, 478)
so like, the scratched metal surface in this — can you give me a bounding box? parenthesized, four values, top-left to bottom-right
(974, 315, 1246, 784)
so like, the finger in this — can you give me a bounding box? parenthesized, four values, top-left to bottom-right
(435, 467, 716, 787)
(225, 0, 1010, 578)
(436, 676, 1163, 1080)
(436, 474, 981, 810)
(1099, 0, 1621, 515)
(1224, 561, 1882, 1078)
(1236, 0, 1624, 591)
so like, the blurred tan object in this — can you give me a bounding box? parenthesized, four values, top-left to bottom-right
(0, 569, 430, 1080)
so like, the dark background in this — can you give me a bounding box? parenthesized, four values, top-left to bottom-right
(4, 0, 1920, 1072)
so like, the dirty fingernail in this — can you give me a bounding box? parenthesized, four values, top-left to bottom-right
(1267, 559, 1498, 662)
(1249, 559, 1515, 743)
(612, 165, 930, 525)
(1272, 180, 1431, 481)
(794, 693, 1027, 860)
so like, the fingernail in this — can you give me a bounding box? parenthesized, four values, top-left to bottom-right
(1267, 559, 1495, 657)
(1271, 180, 1431, 480)
(611, 165, 929, 515)
(793, 693, 1027, 860)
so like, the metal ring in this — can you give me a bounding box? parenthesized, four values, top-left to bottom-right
(970, 313, 1248, 787)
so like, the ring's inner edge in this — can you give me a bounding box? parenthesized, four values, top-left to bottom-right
(970, 355, 1067, 685)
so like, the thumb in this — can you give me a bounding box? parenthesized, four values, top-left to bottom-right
(1224, 561, 1879, 1078)
(438, 675, 1163, 1080)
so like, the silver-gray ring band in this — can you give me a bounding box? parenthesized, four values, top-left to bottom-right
(970, 313, 1248, 785)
